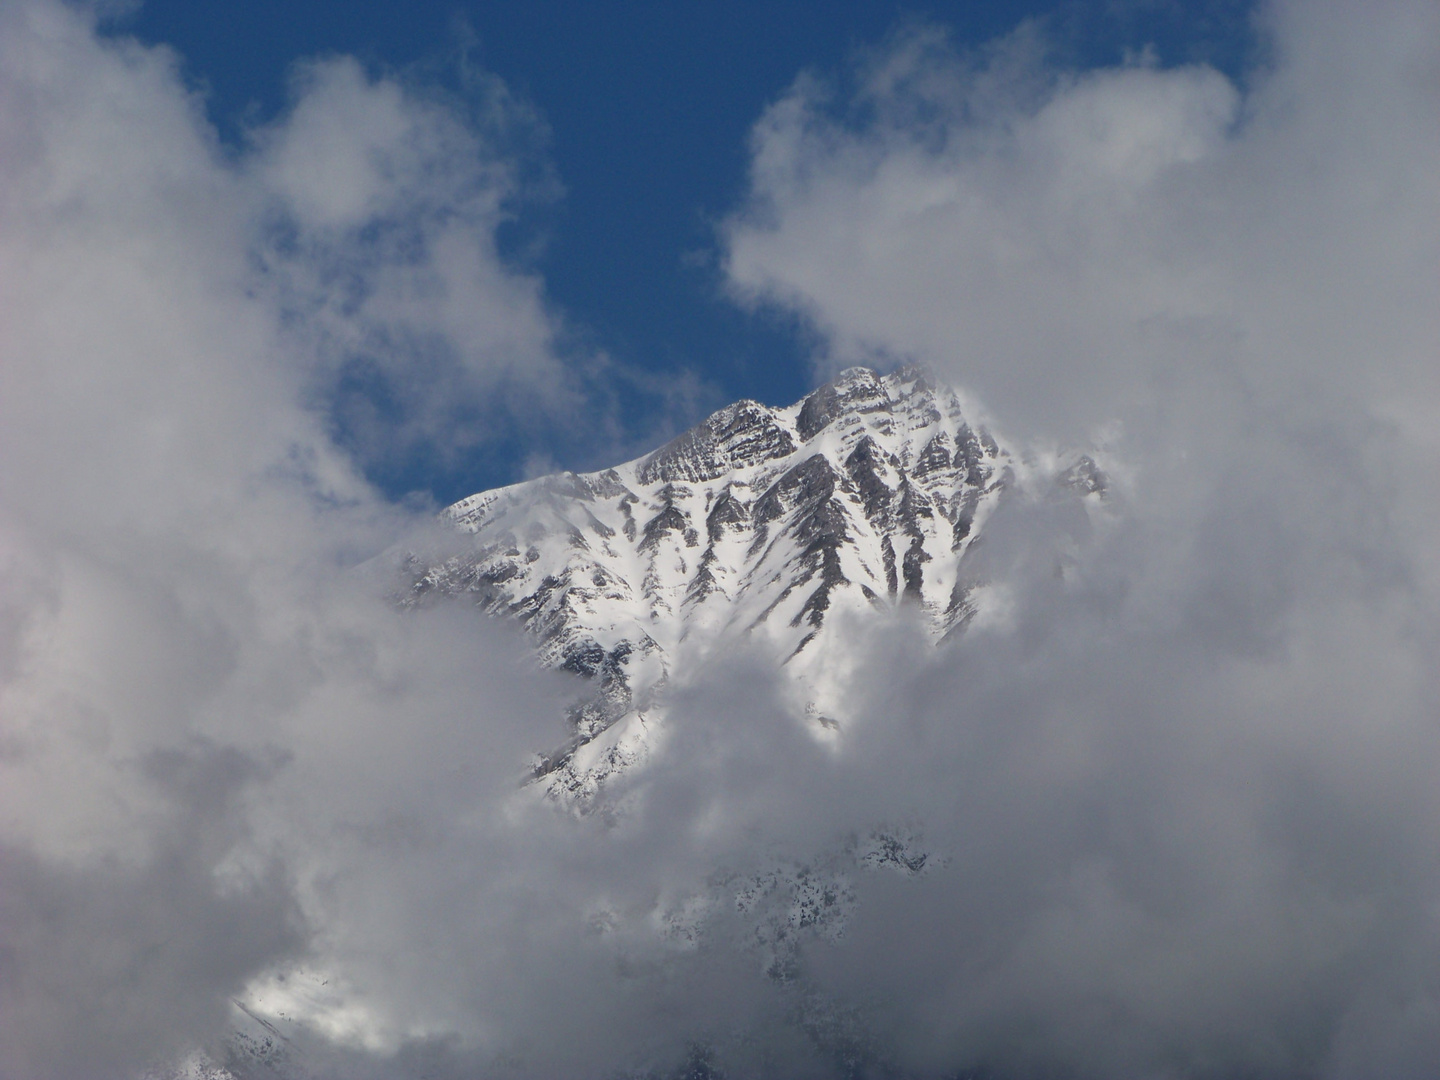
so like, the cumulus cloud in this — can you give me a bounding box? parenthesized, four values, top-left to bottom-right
(724, 1, 1440, 445)
(718, 0, 1440, 1074)
(4, 0, 1440, 1078)
(0, 1, 576, 1074)
(249, 53, 580, 488)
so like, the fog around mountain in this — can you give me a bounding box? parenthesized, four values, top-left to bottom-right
(2, 1, 1439, 1077)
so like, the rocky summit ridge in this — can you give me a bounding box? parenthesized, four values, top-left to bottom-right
(406, 366, 1101, 801)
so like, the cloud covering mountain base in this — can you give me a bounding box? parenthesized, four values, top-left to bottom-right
(2, 1, 1439, 1077)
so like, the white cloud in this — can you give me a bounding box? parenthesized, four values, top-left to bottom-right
(714, 0, 1440, 1074)
(0, 2, 582, 1074)
(249, 53, 580, 481)
(724, 1, 1440, 445)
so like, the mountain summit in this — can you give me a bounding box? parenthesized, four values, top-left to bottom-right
(408, 366, 1099, 800)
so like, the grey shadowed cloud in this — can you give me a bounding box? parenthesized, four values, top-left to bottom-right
(3, 0, 1440, 1077)
(714, 0, 1440, 1073)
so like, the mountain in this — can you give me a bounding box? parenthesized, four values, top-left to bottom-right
(188, 367, 1108, 1078)
(406, 366, 1103, 802)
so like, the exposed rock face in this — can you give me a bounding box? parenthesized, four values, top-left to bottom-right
(406, 366, 1098, 800)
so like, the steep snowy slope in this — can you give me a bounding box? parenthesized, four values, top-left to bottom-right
(407, 366, 1098, 799)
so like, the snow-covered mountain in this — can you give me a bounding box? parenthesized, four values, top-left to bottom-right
(407, 366, 1103, 801)
(178, 368, 1108, 1079)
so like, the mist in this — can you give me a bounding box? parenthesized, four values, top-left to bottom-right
(2, 0, 1439, 1077)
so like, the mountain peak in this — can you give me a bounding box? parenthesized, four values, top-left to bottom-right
(406, 368, 1095, 802)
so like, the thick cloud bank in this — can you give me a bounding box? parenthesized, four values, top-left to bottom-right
(3, 1, 1440, 1078)
(0, 3, 576, 1075)
(717, 0, 1440, 1074)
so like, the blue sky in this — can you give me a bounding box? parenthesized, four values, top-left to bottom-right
(114, 0, 1257, 504)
